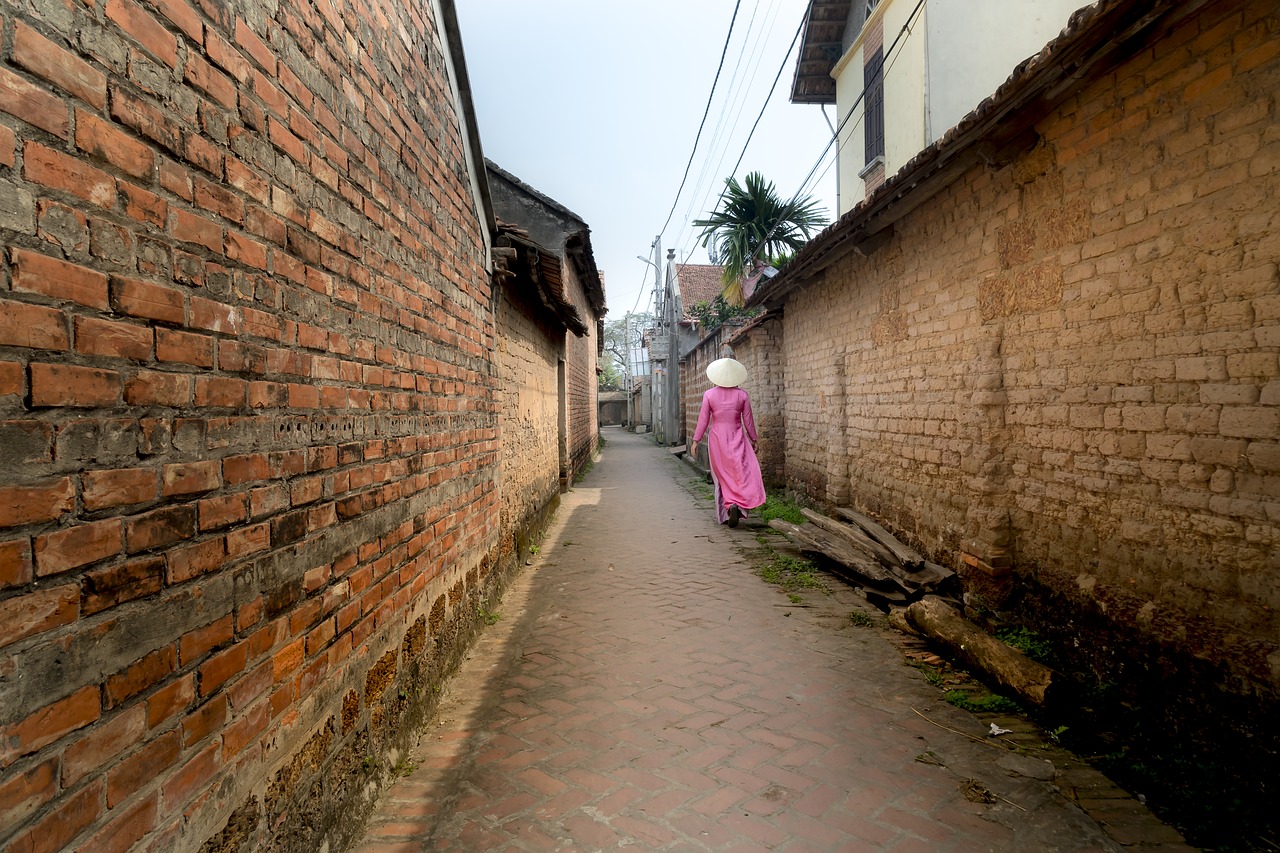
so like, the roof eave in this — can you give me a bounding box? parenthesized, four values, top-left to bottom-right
(756, 0, 1209, 309)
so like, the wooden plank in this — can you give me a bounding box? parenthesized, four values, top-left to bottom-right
(801, 509, 901, 568)
(832, 506, 924, 568)
(767, 519, 907, 592)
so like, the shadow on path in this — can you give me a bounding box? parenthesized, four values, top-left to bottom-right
(354, 427, 1164, 852)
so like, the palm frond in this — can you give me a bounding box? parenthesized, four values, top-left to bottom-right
(692, 171, 828, 284)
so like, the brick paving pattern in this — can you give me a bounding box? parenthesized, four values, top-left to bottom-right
(355, 428, 1184, 852)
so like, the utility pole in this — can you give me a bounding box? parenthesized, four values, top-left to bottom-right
(623, 311, 633, 429)
(648, 236, 664, 443)
(664, 248, 679, 446)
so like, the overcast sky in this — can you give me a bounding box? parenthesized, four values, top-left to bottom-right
(455, 0, 840, 321)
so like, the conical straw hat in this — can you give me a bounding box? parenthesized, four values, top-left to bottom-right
(706, 357, 747, 388)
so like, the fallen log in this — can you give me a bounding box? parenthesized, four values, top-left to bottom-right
(832, 507, 925, 569)
(800, 509, 902, 569)
(903, 596, 1056, 708)
(887, 607, 917, 636)
(767, 519, 906, 592)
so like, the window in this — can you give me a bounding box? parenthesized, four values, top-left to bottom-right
(864, 46, 885, 163)
(864, 0, 878, 20)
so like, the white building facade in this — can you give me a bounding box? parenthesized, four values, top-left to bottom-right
(795, 0, 1086, 215)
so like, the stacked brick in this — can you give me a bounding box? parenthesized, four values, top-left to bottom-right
(0, 0, 500, 849)
(774, 0, 1278, 696)
(563, 263, 599, 480)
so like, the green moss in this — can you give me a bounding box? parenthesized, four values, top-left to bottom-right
(995, 627, 1053, 663)
(849, 610, 875, 627)
(758, 492, 806, 525)
(758, 553, 825, 592)
(944, 689, 1020, 714)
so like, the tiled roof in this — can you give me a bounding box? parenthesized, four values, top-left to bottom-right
(790, 0, 852, 104)
(675, 264, 725, 320)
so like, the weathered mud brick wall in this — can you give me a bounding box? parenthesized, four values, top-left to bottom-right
(727, 315, 785, 487)
(495, 285, 560, 565)
(0, 0, 500, 850)
(780, 0, 1278, 700)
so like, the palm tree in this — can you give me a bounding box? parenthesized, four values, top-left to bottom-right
(693, 172, 827, 304)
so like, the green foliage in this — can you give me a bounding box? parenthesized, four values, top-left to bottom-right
(688, 295, 760, 334)
(598, 357, 622, 390)
(758, 553, 825, 592)
(758, 492, 806, 525)
(996, 627, 1053, 663)
(693, 171, 827, 286)
(849, 610, 875, 628)
(476, 606, 500, 625)
(911, 663, 946, 687)
(601, 311, 653, 388)
(944, 689, 1020, 714)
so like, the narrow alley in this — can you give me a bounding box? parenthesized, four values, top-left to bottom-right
(354, 428, 1170, 852)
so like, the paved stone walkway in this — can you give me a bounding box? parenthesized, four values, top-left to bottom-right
(353, 427, 1190, 852)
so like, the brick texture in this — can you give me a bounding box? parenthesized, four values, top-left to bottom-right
(738, 0, 1279, 701)
(0, 0, 504, 850)
(563, 263, 601, 478)
(496, 286, 563, 566)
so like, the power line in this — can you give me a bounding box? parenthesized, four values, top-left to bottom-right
(675, 12, 809, 272)
(728, 13, 804, 182)
(686, 0, 927, 311)
(657, 0, 743, 241)
(680, 0, 771, 234)
(742, 0, 927, 274)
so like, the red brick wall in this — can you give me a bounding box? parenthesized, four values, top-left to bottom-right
(681, 324, 725, 468)
(0, 0, 499, 849)
(564, 262, 598, 478)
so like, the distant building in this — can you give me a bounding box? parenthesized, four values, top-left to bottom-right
(487, 161, 606, 560)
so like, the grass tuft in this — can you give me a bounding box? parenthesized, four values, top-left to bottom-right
(944, 689, 1020, 713)
(758, 492, 806, 525)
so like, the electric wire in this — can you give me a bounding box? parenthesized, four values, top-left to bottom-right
(681, 0, 767, 232)
(657, 0, 744, 241)
(675, 1, 801, 268)
(688, 0, 926, 309)
(739, 0, 927, 276)
(677, 5, 785, 266)
(647, 0, 926, 329)
(727, 13, 805, 187)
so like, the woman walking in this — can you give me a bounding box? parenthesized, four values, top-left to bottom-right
(688, 357, 766, 527)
